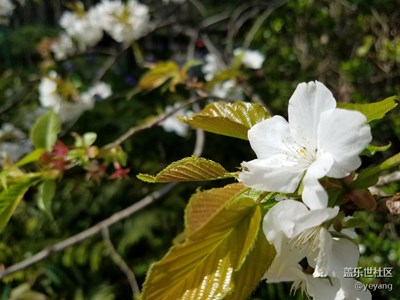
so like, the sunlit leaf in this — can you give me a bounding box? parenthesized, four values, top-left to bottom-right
(0, 179, 34, 232)
(338, 96, 398, 122)
(137, 156, 234, 183)
(179, 101, 270, 140)
(225, 230, 276, 300)
(138, 61, 186, 92)
(352, 152, 400, 188)
(37, 180, 56, 219)
(141, 187, 266, 300)
(30, 110, 61, 151)
(185, 183, 245, 236)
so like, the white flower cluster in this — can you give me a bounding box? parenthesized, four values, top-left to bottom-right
(51, 0, 150, 60)
(38, 71, 112, 122)
(202, 48, 265, 99)
(0, 0, 14, 17)
(239, 81, 372, 299)
(161, 103, 192, 137)
(0, 123, 32, 164)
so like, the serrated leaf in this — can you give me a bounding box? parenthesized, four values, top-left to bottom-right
(225, 230, 276, 300)
(352, 152, 400, 188)
(0, 179, 33, 232)
(179, 101, 270, 140)
(30, 110, 61, 151)
(138, 61, 185, 92)
(37, 180, 56, 219)
(185, 183, 245, 236)
(141, 188, 263, 300)
(137, 156, 233, 183)
(338, 96, 398, 122)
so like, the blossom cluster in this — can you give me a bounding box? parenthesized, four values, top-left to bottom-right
(0, 0, 14, 19)
(239, 81, 373, 299)
(51, 0, 150, 60)
(202, 48, 265, 99)
(38, 71, 112, 122)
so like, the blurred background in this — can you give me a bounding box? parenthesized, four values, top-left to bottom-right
(0, 0, 399, 299)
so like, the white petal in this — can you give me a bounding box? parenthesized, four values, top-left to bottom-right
(330, 239, 372, 300)
(302, 153, 334, 209)
(239, 156, 304, 193)
(288, 81, 336, 149)
(264, 253, 304, 283)
(247, 116, 294, 159)
(302, 275, 343, 300)
(311, 228, 334, 277)
(317, 108, 372, 178)
(263, 200, 338, 245)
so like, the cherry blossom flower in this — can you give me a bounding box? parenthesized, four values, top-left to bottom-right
(233, 48, 265, 69)
(239, 81, 372, 209)
(38, 71, 63, 110)
(161, 103, 192, 137)
(59, 9, 103, 51)
(39, 74, 111, 123)
(263, 200, 371, 300)
(94, 0, 150, 44)
(0, 0, 15, 18)
(50, 34, 75, 60)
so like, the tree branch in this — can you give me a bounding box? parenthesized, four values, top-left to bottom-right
(0, 182, 177, 280)
(102, 227, 141, 298)
(0, 108, 207, 279)
(103, 95, 218, 150)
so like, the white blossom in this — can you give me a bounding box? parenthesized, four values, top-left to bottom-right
(233, 48, 265, 69)
(50, 34, 75, 60)
(239, 81, 372, 209)
(59, 9, 103, 51)
(80, 82, 112, 102)
(38, 73, 106, 123)
(161, 103, 192, 137)
(38, 72, 62, 110)
(202, 53, 225, 81)
(94, 0, 150, 44)
(263, 200, 371, 300)
(0, 0, 15, 17)
(210, 80, 243, 100)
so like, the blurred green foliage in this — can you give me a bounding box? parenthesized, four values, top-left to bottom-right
(0, 0, 399, 299)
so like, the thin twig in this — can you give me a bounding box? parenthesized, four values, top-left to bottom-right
(103, 96, 211, 149)
(377, 171, 400, 186)
(242, 1, 288, 50)
(102, 227, 141, 298)
(0, 182, 177, 280)
(0, 111, 207, 280)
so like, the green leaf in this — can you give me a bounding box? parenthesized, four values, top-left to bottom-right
(179, 101, 270, 140)
(352, 152, 400, 188)
(0, 179, 33, 232)
(137, 156, 234, 183)
(141, 186, 270, 300)
(138, 61, 185, 92)
(14, 149, 46, 167)
(30, 110, 62, 151)
(185, 183, 245, 236)
(37, 180, 56, 219)
(362, 142, 391, 157)
(337, 96, 398, 122)
(225, 230, 276, 300)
